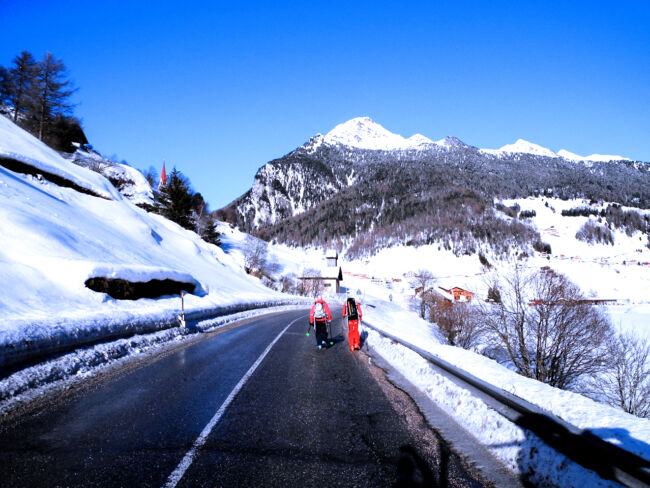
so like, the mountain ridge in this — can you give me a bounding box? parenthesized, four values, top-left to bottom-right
(217, 117, 649, 257)
(315, 117, 635, 162)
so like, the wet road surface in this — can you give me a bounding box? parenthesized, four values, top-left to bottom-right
(0, 309, 485, 487)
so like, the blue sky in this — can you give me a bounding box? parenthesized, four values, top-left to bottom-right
(1, 0, 649, 208)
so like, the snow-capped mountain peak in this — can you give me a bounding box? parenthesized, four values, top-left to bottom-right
(435, 136, 466, 149)
(557, 149, 631, 163)
(498, 138, 557, 158)
(480, 137, 633, 162)
(408, 133, 433, 146)
(323, 117, 433, 150)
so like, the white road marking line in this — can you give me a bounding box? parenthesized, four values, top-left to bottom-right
(163, 315, 304, 488)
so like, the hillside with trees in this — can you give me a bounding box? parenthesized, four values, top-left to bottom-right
(219, 132, 650, 258)
(0, 50, 221, 248)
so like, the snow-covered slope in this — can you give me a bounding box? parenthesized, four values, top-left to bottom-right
(0, 115, 285, 347)
(65, 147, 154, 205)
(343, 196, 650, 304)
(0, 115, 121, 200)
(102, 161, 153, 205)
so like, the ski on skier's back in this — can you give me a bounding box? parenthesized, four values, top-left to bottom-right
(346, 298, 358, 320)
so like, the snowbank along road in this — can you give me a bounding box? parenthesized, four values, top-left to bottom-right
(0, 309, 485, 487)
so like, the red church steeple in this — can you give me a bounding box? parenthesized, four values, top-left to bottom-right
(159, 162, 167, 188)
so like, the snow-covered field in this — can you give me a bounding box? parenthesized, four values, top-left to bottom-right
(342, 195, 650, 336)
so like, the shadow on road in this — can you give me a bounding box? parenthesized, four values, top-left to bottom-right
(329, 333, 346, 346)
(394, 444, 440, 488)
(360, 329, 368, 349)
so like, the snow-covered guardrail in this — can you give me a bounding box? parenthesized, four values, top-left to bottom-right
(360, 321, 650, 488)
(0, 299, 309, 372)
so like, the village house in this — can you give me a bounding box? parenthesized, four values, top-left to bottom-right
(438, 286, 474, 303)
(322, 249, 343, 293)
(299, 249, 343, 294)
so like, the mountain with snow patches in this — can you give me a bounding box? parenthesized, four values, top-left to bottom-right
(219, 117, 649, 256)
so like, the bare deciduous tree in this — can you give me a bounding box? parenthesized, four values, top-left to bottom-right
(410, 269, 436, 319)
(430, 294, 482, 349)
(481, 266, 612, 390)
(598, 334, 650, 418)
(301, 267, 324, 297)
(279, 273, 299, 294)
(243, 237, 268, 275)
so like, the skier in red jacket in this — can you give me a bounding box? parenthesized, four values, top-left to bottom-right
(309, 297, 332, 349)
(342, 297, 362, 351)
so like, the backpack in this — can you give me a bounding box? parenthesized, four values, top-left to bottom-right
(314, 302, 327, 320)
(346, 298, 358, 320)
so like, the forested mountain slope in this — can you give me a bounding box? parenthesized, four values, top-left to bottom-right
(219, 118, 650, 257)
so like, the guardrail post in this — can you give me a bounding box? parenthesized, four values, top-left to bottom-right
(178, 292, 186, 328)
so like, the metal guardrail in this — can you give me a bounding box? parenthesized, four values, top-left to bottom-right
(361, 321, 650, 488)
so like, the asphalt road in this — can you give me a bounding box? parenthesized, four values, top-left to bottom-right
(0, 309, 484, 487)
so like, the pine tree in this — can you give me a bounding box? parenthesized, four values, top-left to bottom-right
(201, 217, 222, 246)
(8, 51, 38, 123)
(0, 66, 10, 107)
(35, 53, 76, 140)
(155, 168, 194, 230)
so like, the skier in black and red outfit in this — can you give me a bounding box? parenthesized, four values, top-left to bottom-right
(342, 297, 362, 351)
(309, 297, 332, 349)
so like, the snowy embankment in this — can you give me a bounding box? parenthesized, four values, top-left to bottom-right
(0, 114, 308, 370)
(352, 281, 650, 487)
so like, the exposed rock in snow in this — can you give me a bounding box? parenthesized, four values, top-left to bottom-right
(222, 116, 644, 234)
(65, 147, 154, 205)
(302, 134, 325, 155)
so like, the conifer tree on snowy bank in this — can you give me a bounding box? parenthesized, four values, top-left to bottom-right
(0, 66, 10, 106)
(35, 52, 76, 141)
(0, 50, 83, 151)
(153, 167, 221, 245)
(7, 51, 38, 123)
(155, 168, 195, 230)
